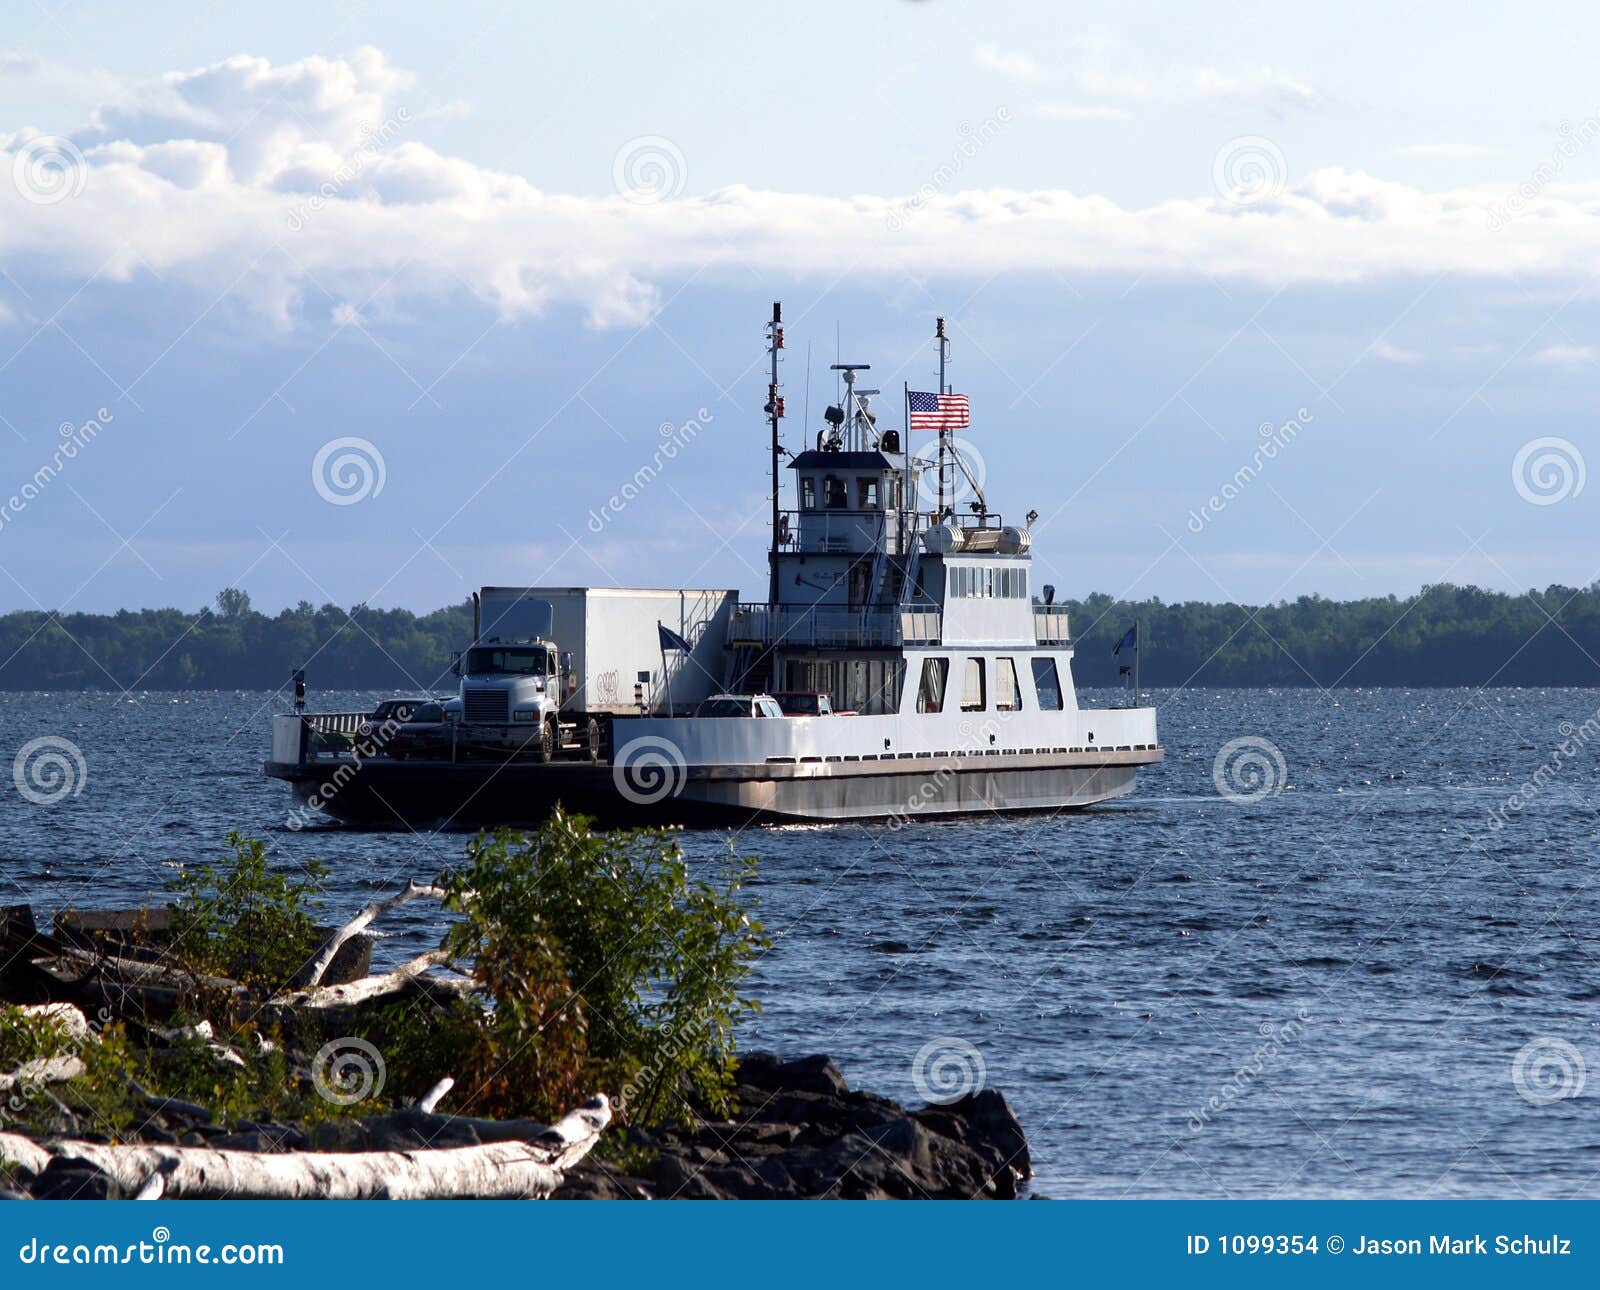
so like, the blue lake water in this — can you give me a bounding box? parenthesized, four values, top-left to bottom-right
(3, 685, 1598, 1197)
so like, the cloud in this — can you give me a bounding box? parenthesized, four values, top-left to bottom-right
(3, 50, 1600, 334)
(1531, 344, 1595, 366)
(1393, 143, 1502, 160)
(1190, 65, 1319, 113)
(1371, 339, 1422, 363)
(974, 43, 1040, 83)
(1035, 102, 1130, 123)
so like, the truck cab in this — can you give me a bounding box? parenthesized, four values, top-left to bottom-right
(452, 640, 565, 760)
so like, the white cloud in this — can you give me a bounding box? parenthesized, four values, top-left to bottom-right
(1371, 339, 1422, 363)
(1393, 143, 1502, 160)
(974, 43, 1040, 83)
(1531, 344, 1595, 366)
(1190, 65, 1319, 113)
(5, 50, 1600, 333)
(1035, 102, 1130, 123)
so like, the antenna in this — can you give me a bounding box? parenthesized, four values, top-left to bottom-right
(935, 317, 950, 520)
(766, 302, 784, 606)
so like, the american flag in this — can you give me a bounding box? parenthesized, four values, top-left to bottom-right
(908, 390, 970, 431)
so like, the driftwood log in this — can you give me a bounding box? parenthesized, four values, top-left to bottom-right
(0, 1095, 610, 1200)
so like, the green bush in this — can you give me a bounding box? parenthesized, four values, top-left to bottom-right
(167, 833, 328, 994)
(434, 810, 768, 1125)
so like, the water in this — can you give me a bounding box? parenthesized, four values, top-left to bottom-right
(3, 686, 1598, 1197)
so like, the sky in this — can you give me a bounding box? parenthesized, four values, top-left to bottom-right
(0, 0, 1595, 615)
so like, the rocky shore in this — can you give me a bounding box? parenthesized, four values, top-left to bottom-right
(556, 1053, 1031, 1200)
(2, 1053, 1029, 1200)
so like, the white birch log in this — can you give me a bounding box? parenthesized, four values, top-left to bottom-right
(301, 882, 449, 988)
(0, 1095, 609, 1199)
(417, 1077, 454, 1114)
(271, 949, 474, 1011)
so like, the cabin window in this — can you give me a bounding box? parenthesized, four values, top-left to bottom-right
(996, 657, 1021, 711)
(857, 477, 880, 509)
(1032, 657, 1063, 710)
(916, 657, 949, 713)
(823, 476, 847, 509)
(961, 657, 986, 711)
(801, 477, 816, 510)
(1017, 569, 1027, 599)
(889, 477, 903, 509)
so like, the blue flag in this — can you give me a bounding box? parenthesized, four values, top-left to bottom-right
(658, 622, 692, 653)
(1113, 624, 1137, 655)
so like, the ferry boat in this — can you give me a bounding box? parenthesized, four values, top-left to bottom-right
(263, 309, 1161, 827)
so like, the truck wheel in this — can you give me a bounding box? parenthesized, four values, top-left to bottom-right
(535, 717, 556, 764)
(586, 717, 601, 763)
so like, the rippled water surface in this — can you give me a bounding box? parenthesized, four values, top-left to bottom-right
(4, 686, 1599, 1197)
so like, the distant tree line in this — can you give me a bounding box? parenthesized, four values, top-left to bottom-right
(0, 591, 473, 692)
(1064, 583, 1600, 688)
(0, 582, 1596, 691)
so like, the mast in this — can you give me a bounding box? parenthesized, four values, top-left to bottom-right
(765, 301, 784, 606)
(935, 316, 949, 521)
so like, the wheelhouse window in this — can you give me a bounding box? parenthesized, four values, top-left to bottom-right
(800, 477, 816, 510)
(823, 476, 847, 509)
(960, 657, 986, 712)
(857, 477, 881, 509)
(1031, 656, 1063, 710)
(916, 657, 949, 713)
(996, 657, 1021, 711)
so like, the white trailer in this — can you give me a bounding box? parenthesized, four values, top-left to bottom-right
(458, 588, 736, 759)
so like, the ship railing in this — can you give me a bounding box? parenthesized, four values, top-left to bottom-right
(729, 604, 942, 649)
(304, 711, 368, 735)
(1033, 609, 1071, 644)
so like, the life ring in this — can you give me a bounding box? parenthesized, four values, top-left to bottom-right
(777, 514, 791, 545)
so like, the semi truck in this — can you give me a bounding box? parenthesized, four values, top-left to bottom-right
(445, 586, 737, 760)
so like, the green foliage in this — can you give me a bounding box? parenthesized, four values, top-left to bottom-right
(1062, 582, 1600, 687)
(434, 810, 768, 1125)
(0, 597, 473, 689)
(167, 833, 328, 994)
(6, 819, 765, 1143)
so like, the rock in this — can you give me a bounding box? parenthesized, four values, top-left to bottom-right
(30, 1161, 118, 1200)
(736, 1052, 850, 1099)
